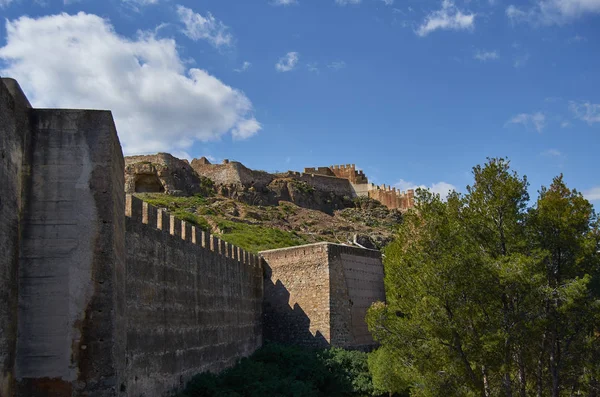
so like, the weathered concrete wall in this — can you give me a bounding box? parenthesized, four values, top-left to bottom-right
(14, 106, 126, 395)
(125, 196, 263, 396)
(0, 78, 31, 397)
(261, 243, 385, 350)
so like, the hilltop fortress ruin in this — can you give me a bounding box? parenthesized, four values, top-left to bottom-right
(0, 78, 391, 397)
(124, 154, 416, 213)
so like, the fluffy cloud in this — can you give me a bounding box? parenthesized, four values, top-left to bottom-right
(507, 0, 600, 25)
(271, 0, 298, 5)
(570, 101, 600, 124)
(474, 50, 499, 61)
(506, 112, 546, 132)
(583, 187, 600, 201)
(0, 13, 260, 155)
(176, 5, 233, 48)
(276, 52, 300, 72)
(395, 179, 458, 201)
(380, 0, 394, 5)
(417, 0, 475, 37)
(335, 0, 361, 5)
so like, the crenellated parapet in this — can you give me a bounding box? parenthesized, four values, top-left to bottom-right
(124, 194, 260, 267)
(304, 164, 369, 185)
(367, 183, 415, 211)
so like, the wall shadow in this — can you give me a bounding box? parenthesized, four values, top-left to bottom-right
(262, 263, 330, 348)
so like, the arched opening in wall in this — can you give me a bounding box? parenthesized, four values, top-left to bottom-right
(134, 174, 165, 193)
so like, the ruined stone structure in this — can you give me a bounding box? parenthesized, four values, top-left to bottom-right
(0, 78, 386, 397)
(124, 153, 210, 196)
(304, 165, 416, 211)
(261, 243, 385, 350)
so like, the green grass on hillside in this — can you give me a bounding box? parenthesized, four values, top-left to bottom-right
(215, 218, 310, 253)
(134, 193, 211, 231)
(134, 193, 312, 253)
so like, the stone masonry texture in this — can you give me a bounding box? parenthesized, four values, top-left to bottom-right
(124, 196, 263, 396)
(261, 243, 385, 350)
(0, 78, 386, 396)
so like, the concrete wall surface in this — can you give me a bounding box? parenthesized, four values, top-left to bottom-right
(0, 78, 31, 397)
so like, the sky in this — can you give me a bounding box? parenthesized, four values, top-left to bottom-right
(0, 0, 599, 203)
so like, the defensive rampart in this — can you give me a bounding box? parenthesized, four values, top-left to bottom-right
(0, 78, 263, 397)
(261, 243, 385, 350)
(0, 78, 386, 396)
(124, 196, 262, 396)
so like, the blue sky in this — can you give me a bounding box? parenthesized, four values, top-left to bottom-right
(0, 0, 598, 202)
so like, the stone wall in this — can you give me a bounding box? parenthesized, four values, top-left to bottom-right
(368, 185, 415, 211)
(278, 171, 355, 198)
(0, 79, 263, 397)
(0, 79, 386, 396)
(261, 243, 385, 350)
(191, 159, 274, 191)
(304, 164, 368, 185)
(0, 78, 31, 397)
(0, 78, 128, 397)
(125, 153, 207, 196)
(261, 244, 331, 348)
(124, 196, 263, 396)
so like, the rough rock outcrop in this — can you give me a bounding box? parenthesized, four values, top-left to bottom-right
(125, 153, 213, 196)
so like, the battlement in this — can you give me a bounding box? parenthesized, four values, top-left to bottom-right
(304, 164, 368, 185)
(124, 194, 259, 268)
(367, 184, 415, 210)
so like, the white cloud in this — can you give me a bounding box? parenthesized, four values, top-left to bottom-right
(176, 5, 233, 48)
(307, 63, 320, 73)
(335, 0, 361, 5)
(395, 179, 457, 201)
(417, 0, 476, 36)
(276, 51, 299, 72)
(570, 101, 600, 124)
(506, 112, 546, 132)
(583, 186, 600, 201)
(327, 60, 347, 70)
(234, 61, 252, 72)
(584, 187, 600, 201)
(506, 0, 600, 25)
(0, 0, 13, 7)
(474, 50, 499, 61)
(271, 0, 298, 5)
(380, 0, 394, 5)
(0, 13, 260, 155)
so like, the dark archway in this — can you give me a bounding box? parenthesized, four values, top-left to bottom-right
(134, 174, 165, 193)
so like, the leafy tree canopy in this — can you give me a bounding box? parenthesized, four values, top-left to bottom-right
(368, 158, 600, 397)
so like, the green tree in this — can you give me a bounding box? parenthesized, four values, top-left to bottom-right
(367, 159, 600, 397)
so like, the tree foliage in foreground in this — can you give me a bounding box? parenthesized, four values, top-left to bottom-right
(177, 343, 377, 397)
(367, 158, 600, 397)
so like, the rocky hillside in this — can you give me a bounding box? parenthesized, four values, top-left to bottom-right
(126, 154, 402, 253)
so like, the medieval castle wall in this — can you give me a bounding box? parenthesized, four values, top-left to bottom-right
(190, 159, 275, 191)
(261, 243, 385, 350)
(124, 196, 262, 396)
(0, 78, 386, 397)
